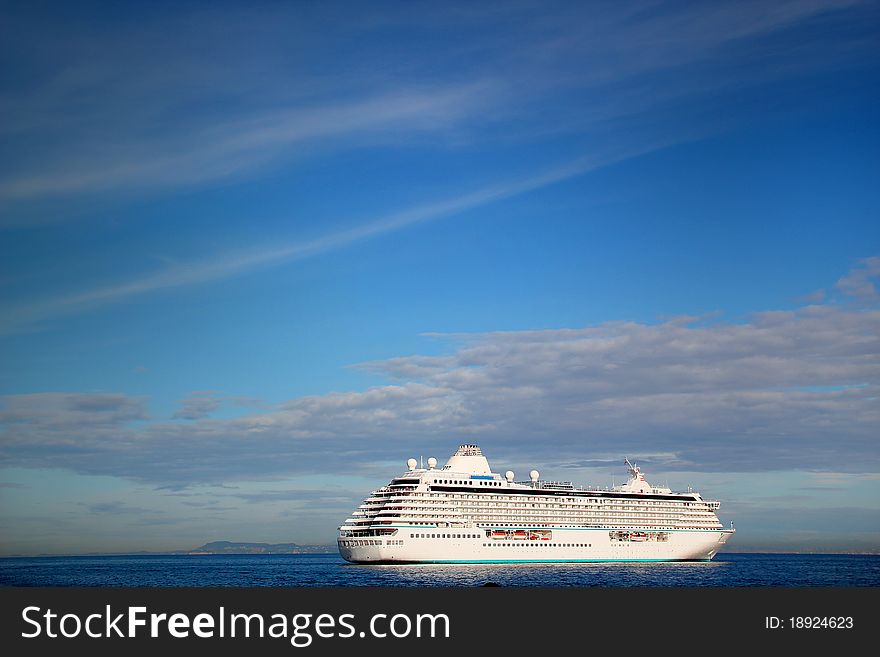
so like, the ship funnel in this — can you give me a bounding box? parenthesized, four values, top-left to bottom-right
(442, 444, 492, 475)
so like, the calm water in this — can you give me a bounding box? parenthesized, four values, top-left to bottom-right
(1, 553, 878, 587)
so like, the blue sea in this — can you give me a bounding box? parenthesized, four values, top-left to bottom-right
(1, 553, 878, 587)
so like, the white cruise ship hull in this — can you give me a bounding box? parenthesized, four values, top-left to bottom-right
(339, 528, 734, 563)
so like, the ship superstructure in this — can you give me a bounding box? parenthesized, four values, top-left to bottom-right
(338, 444, 734, 563)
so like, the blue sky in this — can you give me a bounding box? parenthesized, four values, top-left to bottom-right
(1, 0, 879, 555)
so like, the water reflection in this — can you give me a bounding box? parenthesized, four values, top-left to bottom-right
(341, 559, 732, 587)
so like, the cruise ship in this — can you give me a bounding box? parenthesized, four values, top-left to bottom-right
(338, 444, 734, 563)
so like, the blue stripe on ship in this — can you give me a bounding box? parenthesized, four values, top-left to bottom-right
(385, 526, 731, 532)
(367, 559, 713, 564)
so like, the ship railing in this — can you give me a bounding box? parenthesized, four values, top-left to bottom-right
(515, 480, 576, 490)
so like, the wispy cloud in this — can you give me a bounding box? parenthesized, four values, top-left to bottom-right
(836, 256, 880, 299)
(0, 145, 654, 335)
(0, 0, 870, 210)
(173, 391, 264, 420)
(0, 83, 497, 202)
(85, 501, 161, 516)
(173, 392, 223, 421)
(0, 392, 148, 428)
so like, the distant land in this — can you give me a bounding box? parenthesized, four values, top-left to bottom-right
(186, 541, 335, 555)
(11, 541, 338, 558)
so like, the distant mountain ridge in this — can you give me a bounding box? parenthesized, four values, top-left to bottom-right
(187, 541, 333, 554)
(18, 541, 336, 558)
